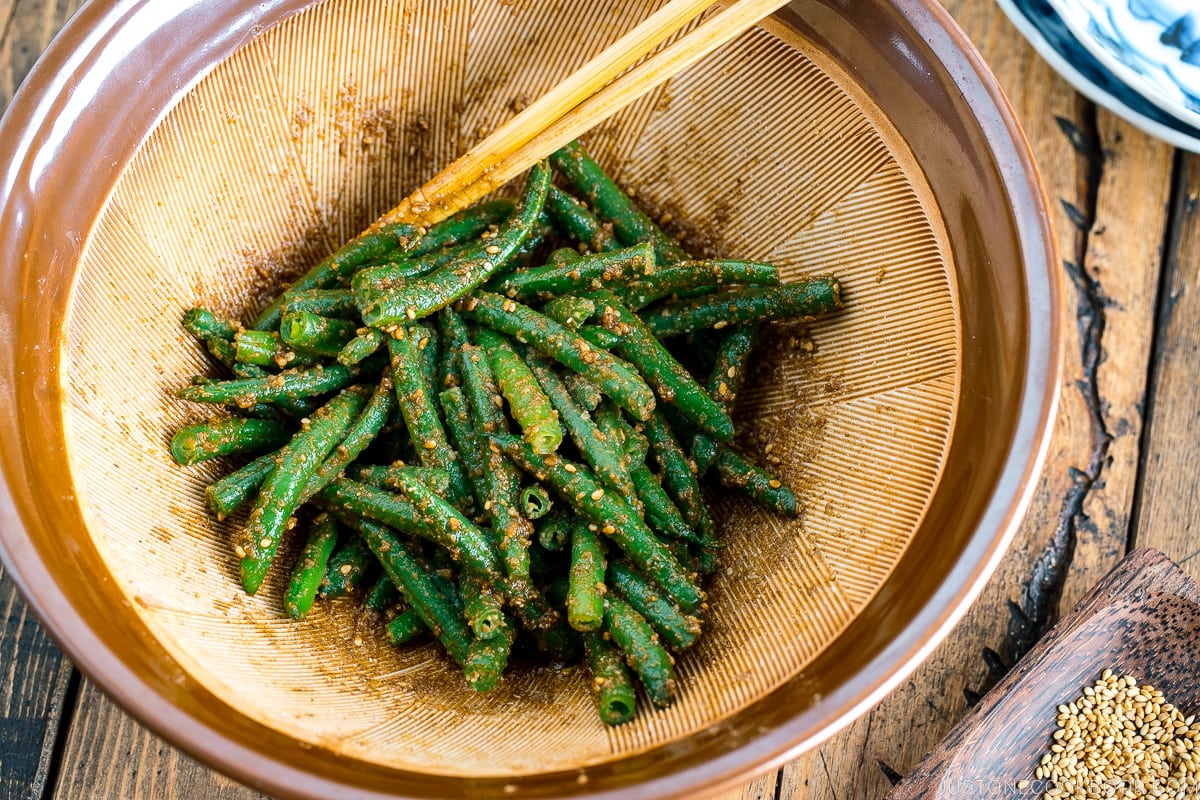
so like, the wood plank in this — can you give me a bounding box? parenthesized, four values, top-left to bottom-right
(51, 682, 269, 800)
(1134, 153, 1200, 578)
(0, 0, 85, 106)
(0, 564, 74, 799)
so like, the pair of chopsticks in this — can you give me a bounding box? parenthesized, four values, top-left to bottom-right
(373, 0, 793, 231)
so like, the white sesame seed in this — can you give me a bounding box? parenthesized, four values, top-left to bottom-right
(1034, 673, 1200, 799)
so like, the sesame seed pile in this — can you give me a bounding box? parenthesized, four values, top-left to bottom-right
(1030, 670, 1200, 799)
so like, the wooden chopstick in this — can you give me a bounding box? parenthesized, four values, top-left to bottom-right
(374, 0, 791, 230)
(371, 0, 724, 230)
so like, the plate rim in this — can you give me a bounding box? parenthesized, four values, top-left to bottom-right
(997, 0, 1200, 152)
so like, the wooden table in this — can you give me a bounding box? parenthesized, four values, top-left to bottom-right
(2, 0, 1197, 797)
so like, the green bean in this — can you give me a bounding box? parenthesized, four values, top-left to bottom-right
(298, 379, 396, 504)
(693, 325, 760, 474)
(460, 574, 506, 640)
(565, 373, 603, 412)
(386, 327, 471, 506)
(221, 354, 327, 420)
(575, 324, 622, 350)
(183, 307, 238, 342)
(319, 533, 372, 599)
(385, 608, 426, 646)
(237, 388, 368, 594)
(438, 386, 487, 511)
(619, 260, 781, 310)
(604, 595, 676, 708)
(629, 464, 700, 545)
(362, 573, 396, 614)
(178, 363, 356, 408)
(281, 289, 359, 319)
(394, 472, 507, 585)
(549, 140, 686, 265)
(354, 162, 551, 325)
(712, 446, 800, 518)
(496, 435, 702, 613)
(608, 561, 701, 651)
(474, 327, 562, 454)
(320, 477, 503, 586)
(539, 295, 596, 329)
(640, 278, 843, 338)
(234, 329, 318, 370)
(456, 343, 541, 605)
(567, 518, 607, 632)
(281, 311, 360, 358)
(413, 321, 441, 397)
(437, 307, 472, 388)
(199, 335, 239, 372)
(535, 508, 570, 552)
(347, 516, 471, 665)
(464, 618, 514, 691)
(486, 243, 654, 301)
(169, 417, 292, 466)
(204, 451, 276, 519)
(353, 464, 453, 497)
(283, 513, 340, 619)
(642, 410, 717, 548)
(515, 484, 551, 522)
(522, 350, 634, 499)
(615, 413, 650, 465)
(546, 246, 583, 266)
(252, 221, 420, 331)
(458, 291, 655, 421)
(337, 327, 386, 366)
(409, 198, 515, 256)
(588, 289, 734, 442)
(543, 185, 619, 254)
(354, 205, 523, 292)
(582, 630, 637, 725)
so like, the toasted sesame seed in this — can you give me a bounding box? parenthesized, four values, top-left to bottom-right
(1033, 672, 1200, 799)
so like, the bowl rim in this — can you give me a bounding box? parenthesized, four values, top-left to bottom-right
(0, 0, 1062, 797)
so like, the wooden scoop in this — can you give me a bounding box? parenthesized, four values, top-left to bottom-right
(888, 548, 1200, 798)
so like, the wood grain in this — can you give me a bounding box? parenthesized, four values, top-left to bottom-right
(51, 683, 268, 800)
(1134, 153, 1200, 581)
(0, 564, 74, 800)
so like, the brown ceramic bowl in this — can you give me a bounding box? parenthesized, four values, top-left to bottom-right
(0, 1, 1060, 798)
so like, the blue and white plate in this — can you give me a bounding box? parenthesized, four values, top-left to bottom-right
(996, 0, 1200, 152)
(1049, 0, 1200, 129)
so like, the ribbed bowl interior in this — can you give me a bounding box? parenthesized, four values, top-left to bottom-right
(59, 0, 959, 777)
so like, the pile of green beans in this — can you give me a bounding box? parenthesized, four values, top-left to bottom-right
(170, 140, 842, 726)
